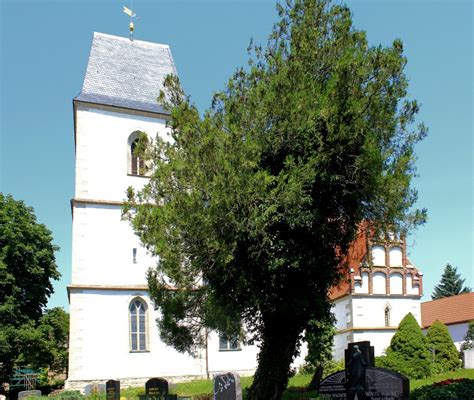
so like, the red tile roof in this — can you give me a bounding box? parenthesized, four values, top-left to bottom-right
(421, 292, 474, 328)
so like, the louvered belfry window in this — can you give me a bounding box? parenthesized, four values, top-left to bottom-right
(130, 298, 147, 351)
(131, 139, 145, 176)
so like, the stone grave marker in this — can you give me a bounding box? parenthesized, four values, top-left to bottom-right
(106, 379, 120, 400)
(318, 341, 409, 400)
(139, 378, 177, 400)
(84, 383, 106, 396)
(213, 372, 242, 400)
(17, 390, 41, 399)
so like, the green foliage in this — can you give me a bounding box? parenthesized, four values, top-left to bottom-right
(411, 379, 474, 400)
(124, 0, 426, 398)
(432, 263, 471, 300)
(382, 313, 431, 379)
(0, 194, 61, 383)
(427, 320, 461, 373)
(460, 320, 474, 352)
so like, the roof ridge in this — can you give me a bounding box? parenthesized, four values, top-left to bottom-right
(93, 31, 171, 49)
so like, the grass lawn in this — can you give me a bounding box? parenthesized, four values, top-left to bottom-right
(118, 370, 474, 399)
(33, 369, 473, 399)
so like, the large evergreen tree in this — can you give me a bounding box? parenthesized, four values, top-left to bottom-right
(426, 320, 461, 373)
(0, 194, 61, 384)
(124, 1, 426, 398)
(432, 263, 471, 300)
(382, 313, 431, 379)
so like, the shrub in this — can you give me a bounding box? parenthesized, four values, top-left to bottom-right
(411, 378, 474, 400)
(426, 320, 461, 372)
(54, 390, 84, 400)
(383, 313, 431, 379)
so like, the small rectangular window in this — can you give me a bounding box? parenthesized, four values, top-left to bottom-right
(133, 248, 137, 263)
(219, 334, 241, 351)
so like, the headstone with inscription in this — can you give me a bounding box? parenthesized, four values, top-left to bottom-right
(18, 390, 41, 399)
(213, 372, 242, 400)
(138, 378, 177, 400)
(318, 341, 409, 400)
(106, 379, 120, 400)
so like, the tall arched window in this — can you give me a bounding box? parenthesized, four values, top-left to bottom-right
(130, 138, 145, 176)
(129, 298, 148, 352)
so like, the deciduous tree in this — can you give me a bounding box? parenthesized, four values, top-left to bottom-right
(0, 194, 60, 383)
(124, 1, 426, 398)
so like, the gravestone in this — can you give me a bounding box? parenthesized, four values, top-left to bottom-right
(318, 341, 409, 400)
(106, 379, 120, 400)
(84, 383, 106, 396)
(138, 378, 177, 400)
(18, 390, 41, 399)
(213, 372, 242, 400)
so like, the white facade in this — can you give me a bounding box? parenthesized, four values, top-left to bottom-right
(67, 103, 271, 391)
(333, 294, 422, 360)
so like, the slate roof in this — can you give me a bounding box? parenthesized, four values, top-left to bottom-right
(75, 32, 177, 114)
(421, 292, 474, 328)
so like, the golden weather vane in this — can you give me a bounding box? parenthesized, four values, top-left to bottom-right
(123, 0, 140, 41)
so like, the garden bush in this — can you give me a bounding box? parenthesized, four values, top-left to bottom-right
(382, 313, 431, 379)
(411, 378, 474, 400)
(427, 320, 461, 373)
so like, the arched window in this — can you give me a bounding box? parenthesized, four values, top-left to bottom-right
(128, 131, 147, 176)
(130, 138, 145, 176)
(384, 304, 391, 327)
(129, 298, 148, 352)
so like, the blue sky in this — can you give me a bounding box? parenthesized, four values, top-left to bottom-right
(1, 0, 472, 310)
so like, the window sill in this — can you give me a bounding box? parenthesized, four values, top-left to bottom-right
(130, 350, 150, 353)
(218, 348, 242, 352)
(127, 173, 150, 179)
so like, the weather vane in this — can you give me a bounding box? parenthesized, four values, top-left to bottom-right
(123, 0, 140, 41)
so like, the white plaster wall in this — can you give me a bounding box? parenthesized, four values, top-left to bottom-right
(464, 349, 474, 369)
(351, 296, 421, 328)
(68, 290, 205, 383)
(352, 330, 396, 356)
(389, 247, 403, 267)
(334, 332, 352, 361)
(372, 272, 387, 294)
(389, 273, 403, 295)
(207, 331, 259, 376)
(371, 246, 385, 266)
(333, 297, 350, 331)
(406, 273, 420, 295)
(354, 272, 369, 294)
(72, 204, 155, 285)
(75, 106, 168, 202)
(449, 322, 469, 349)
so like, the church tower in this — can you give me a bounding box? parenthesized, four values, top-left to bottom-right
(66, 32, 206, 390)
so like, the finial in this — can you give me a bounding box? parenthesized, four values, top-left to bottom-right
(123, 1, 139, 41)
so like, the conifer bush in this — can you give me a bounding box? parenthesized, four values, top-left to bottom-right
(427, 320, 461, 373)
(381, 313, 431, 379)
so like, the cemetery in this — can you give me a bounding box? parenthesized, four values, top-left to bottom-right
(10, 338, 474, 399)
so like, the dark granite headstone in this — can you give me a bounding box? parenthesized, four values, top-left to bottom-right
(18, 390, 41, 399)
(139, 378, 177, 400)
(213, 372, 242, 400)
(319, 341, 409, 400)
(106, 380, 120, 400)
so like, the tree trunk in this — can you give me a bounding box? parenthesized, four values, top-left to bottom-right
(247, 322, 301, 400)
(307, 364, 324, 391)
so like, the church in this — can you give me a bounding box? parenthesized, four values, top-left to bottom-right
(66, 32, 424, 391)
